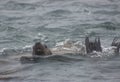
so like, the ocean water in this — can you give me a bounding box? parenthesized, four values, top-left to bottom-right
(0, 0, 120, 82)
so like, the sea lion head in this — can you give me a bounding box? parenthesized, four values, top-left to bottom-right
(33, 42, 45, 55)
(32, 42, 52, 56)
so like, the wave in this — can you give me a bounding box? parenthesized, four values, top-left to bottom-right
(94, 22, 120, 30)
(20, 54, 84, 64)
(44, 9, 72, 18)
(0, 47, 32, 57)
(20, 51, 119, 64)
(0, 76, 19, 81)
(93, 10, 120, 15)
(45, 54, 84, 61)
(3, 1, 38, 10)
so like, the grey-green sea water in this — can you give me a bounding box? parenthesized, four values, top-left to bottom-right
(0, 0, 120, 82)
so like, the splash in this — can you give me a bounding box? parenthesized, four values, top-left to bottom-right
(51, 39, 86, 55)
(51, 39, 119, 58)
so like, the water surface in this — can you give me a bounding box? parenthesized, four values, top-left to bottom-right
(0, 0, 120, 82)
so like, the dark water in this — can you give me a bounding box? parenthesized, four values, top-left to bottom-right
(0, 0, 120, 82)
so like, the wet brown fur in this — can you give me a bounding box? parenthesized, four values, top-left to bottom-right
(111, 37, 120, 53)
(32, 42, 52, 56)
(85, 37, 102, 53)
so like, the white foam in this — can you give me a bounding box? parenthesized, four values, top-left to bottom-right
(0, 48, 8, 53)
(51, 39, 118, 57)
(51, 39, 86, 55)
(23, 45, 32, 49)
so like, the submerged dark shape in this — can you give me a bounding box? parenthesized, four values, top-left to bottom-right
(111, 37, 120, 53)
(32, 42, 52, 56)
(85, 37, 102, 53)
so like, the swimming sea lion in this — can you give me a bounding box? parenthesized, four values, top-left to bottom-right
(32, 42, 52, 56)
(111, 37, 120, 54)
(85, 37, 102, 54)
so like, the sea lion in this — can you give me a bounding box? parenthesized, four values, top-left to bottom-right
(85, 37, 102, 54)
(111, 37, 120, 54)
(32, 42, 52, 56)
(43, 44, 52, 55)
